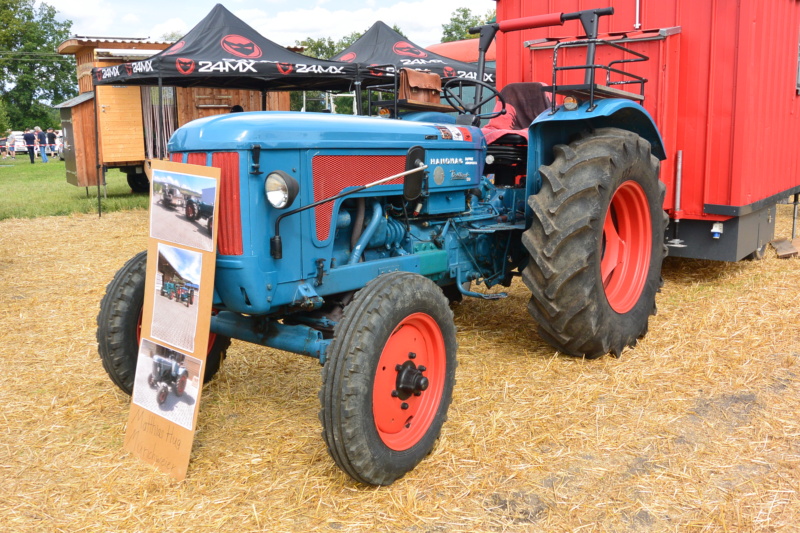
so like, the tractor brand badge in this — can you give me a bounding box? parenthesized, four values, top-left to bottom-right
(125, 63, 133, 76)
(339, 52, 357, 62)
(220, 34, 262, 59)
(176, 58, 196, 75)
(393, 41, 427, 58)
(277, 62, 294, 75)
(435, 126, 452, 140)
(443, 66, 457, 78)
(164, 41, 186, 55)
(457, 127, 472, 142)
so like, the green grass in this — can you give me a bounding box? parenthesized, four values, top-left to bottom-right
(0, 155, 150, 220)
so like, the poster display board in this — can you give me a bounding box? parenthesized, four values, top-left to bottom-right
(124, 159, 221, 480)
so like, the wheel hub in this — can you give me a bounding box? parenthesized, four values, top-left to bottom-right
(394, 356, 429, 401)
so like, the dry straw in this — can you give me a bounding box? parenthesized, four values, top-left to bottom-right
(1, 206, 798, 531)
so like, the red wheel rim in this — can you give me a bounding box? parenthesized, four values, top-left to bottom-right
(601, 180, 652, 313)
(177, 374, 187, 394)
(372, 313, 446, 451)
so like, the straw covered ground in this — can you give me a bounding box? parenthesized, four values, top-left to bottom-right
(1, 206, 799, 532)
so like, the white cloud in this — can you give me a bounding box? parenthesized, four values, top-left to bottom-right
(148, 18, 191, 41)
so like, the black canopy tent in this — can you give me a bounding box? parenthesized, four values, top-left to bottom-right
(332, 21, 496, 84)
(91, 4, 360, 92)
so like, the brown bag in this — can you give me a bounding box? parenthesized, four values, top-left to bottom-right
(398, 68, 442, 103)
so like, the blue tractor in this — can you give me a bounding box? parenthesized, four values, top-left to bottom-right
(97, 8, 666, 485)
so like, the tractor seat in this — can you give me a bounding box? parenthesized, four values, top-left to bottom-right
(482, 82, 551, 145)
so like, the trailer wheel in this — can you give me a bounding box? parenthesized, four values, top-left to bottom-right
(126, 172, 149, 193)
(96, 251, 230, 395)
(522, 128, 667, 358)
(319, 272, 457, 485)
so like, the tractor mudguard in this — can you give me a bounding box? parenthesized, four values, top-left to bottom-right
(526, 99, 666, 196)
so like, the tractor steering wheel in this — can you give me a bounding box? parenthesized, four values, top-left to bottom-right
(442, 78, 506, 121)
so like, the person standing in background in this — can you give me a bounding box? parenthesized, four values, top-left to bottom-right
(0, 131, 7, 160)
(22, 128, 36, 164)
(34, 127, 48, 163)
(6, 131, 16, 160)
(46, 128, 57, 157)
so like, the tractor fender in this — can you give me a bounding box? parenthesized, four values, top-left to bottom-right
(526, 99, 666, 196)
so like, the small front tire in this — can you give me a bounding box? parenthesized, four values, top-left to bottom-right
(320, 272, 457, 486)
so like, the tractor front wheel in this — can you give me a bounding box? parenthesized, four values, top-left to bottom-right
(522, 128, 667, 358)
(96, 251, 230, 395)
(157, 383, 169, 405)
(319, 272, 457, 485)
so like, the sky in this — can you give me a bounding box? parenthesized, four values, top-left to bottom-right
(159, 243, 202, 285)
(46, 0, 498, 49)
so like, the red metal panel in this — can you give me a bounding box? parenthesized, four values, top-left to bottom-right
(311, 155, 405, 242)
(210, 152, 243, 256)
(497, 0, 800, 221)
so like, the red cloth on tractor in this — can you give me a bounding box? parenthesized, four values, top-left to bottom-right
(482, 82, 550, 144)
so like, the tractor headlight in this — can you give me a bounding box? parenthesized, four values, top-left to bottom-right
(265, 171, 299, 209)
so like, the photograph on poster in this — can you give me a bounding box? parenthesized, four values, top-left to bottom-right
(151, 243, 202, 352)
(132, 339, 203, 430)
(150, 169, 217, 251)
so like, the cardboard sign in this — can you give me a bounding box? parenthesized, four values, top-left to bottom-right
(124, 159, 221, 480)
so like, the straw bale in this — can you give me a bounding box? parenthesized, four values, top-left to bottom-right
(0, 205, 799, 531)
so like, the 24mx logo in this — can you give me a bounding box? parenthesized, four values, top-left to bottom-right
(393, 41, 427, 58)
(98, 66, 120, 79)
(132, 60, 153, 74)
(221, 34, 262, 58)
(176, 58, 196, 75)
(296, 64, 345, 74)
(198, 60, 257, 73)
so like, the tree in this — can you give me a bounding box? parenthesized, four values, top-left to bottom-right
(0, 0, 77, 129)
(0, 99, 10, 134)
(161, 30, 184, 42)
(441, 8, 496, 43)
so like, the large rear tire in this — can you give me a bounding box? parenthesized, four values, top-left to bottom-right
(522, 128, 667, 358)
(96, 251, 230, 395)
(319, 272, 457, 485)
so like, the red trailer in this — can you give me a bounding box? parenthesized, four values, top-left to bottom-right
(495, 0, 800, 260)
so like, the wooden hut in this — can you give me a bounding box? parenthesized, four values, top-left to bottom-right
(56, 37, 290, 192)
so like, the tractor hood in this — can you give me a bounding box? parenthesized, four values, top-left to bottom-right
(169, 111, 485, 152)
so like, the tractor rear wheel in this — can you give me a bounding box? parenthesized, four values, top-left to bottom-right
(319, 272, 457, 485)
(522, 128, 667, 358)
(175, 373, 188, 396)
(96, 250, 230, 395)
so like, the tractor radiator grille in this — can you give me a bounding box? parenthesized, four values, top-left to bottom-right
(311, 155, 405, 241)
(187, 152, 206, 166)
(211, 152, 243, 256)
